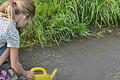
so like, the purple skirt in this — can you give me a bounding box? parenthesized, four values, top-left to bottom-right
(0, 45, 26, 80)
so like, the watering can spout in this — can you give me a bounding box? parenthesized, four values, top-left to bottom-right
(51, 68, 57, 79)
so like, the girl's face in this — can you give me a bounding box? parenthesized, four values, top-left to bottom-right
(15, 13, 31, 28)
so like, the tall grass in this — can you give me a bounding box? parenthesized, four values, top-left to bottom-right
(21, 0, 120, 47)
(1, 0, 120, 47)
(21, 0, 90, 47)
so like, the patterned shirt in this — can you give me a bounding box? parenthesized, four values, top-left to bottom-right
(0, 17, 20, 48)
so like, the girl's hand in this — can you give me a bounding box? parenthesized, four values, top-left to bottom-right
(25, 71, 34, 79)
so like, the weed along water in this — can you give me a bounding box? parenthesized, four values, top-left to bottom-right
(29, 67, 57, 80)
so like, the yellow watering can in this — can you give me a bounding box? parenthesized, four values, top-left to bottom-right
(29, 67, 57, 80)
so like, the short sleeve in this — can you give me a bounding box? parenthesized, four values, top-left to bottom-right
(6, 25, 20, 48)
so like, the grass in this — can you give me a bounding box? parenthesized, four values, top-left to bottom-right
(1, 0, 120, 47)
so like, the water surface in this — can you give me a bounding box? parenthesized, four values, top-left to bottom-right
(20, 29, 120, 80)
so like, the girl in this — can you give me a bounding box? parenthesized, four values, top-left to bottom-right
(0, 0, 35, 79)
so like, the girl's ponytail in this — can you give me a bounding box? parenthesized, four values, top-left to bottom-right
(0, 0, 35, 20)
(0, 0, 16, 19)
(7, 0, 16, 19)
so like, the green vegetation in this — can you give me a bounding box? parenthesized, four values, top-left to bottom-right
(1, 0, 120, 47)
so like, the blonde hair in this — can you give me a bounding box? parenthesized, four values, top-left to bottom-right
(0, 0, 35, 20)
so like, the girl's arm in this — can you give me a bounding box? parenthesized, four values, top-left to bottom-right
(10, 48, 26, 76)
(10, 48, 34, 78)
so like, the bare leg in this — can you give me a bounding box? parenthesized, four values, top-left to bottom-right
(0, 48, 10, 67)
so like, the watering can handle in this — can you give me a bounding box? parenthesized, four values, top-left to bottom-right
(30, 67, 47, 75)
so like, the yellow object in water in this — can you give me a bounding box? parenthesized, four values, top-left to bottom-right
(29, 67, 57, 80)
